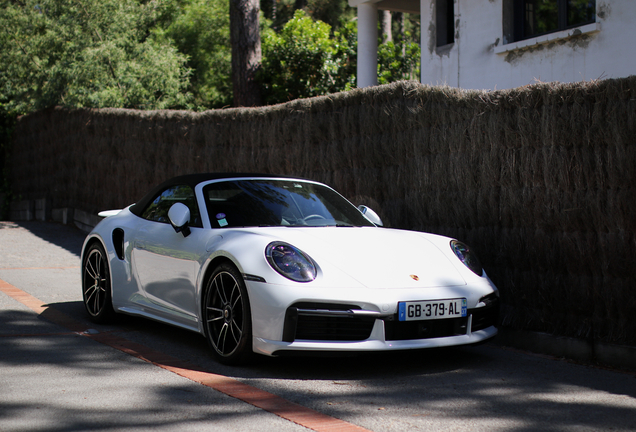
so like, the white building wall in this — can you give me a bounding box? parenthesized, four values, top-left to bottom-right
(420, 0, 636, 90)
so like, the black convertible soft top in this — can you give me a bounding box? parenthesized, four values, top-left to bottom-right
(129, 173, 301, 217)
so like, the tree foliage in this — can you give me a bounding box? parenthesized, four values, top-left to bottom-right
(262, 0, 355, 32)
(0, 0, 192, 115)
(259, 10, 356, 104)
(377, 41, 420, 85)
(377, 12, 420, 85)
(152, 0, 232, 109)
(0, 0, 422, 113)
(259, 9, 419, 104)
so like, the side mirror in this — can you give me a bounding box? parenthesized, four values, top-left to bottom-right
(358, 205, 383, 226)
(168, 203, 191, 237)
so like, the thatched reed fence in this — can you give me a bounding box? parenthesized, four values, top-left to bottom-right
(8, 77, 636, 347)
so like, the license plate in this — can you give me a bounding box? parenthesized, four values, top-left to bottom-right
(398, 298, 467, 321)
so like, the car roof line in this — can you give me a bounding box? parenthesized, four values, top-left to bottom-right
(129, 173, 306, 217)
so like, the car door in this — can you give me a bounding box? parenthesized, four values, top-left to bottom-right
(131, 184, 204, 329)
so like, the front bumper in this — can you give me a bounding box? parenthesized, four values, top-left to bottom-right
(253, 293, 499, 356)
(254, 325, 498, 356)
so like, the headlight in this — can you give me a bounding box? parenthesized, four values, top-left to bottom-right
(450, 240, 483, 276)
(266, 242, 317, 282)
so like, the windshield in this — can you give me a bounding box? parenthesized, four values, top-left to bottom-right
(202, 179, 375, 228)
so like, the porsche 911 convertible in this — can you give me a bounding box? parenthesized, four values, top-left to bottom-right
(81, 173, 499, 364)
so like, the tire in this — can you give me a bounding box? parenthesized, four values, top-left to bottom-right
(203, 263, 253, 365)
(82, 242, 115, 323)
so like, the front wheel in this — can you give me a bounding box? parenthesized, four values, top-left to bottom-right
(82, 242, 115, 323)
(203, 263, 253, 365)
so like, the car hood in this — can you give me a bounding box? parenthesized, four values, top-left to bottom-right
(261, 227, 467, 289)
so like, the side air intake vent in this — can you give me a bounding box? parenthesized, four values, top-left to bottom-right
(112, 229, 125, 260)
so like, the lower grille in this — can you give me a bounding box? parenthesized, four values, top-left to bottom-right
(385, 316, 469, 341)
(283, 303, 375, 342)
(294, 315, 375, 341)
(471, 293, 499, 331)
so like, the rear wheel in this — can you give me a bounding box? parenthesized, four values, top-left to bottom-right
(82, 242, 115, 323)
(203, 263, 253, 365)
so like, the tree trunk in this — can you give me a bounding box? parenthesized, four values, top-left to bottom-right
(396, 12, 405, 56)
(230, 0, 262, 107)
(380, 10, 392, 43)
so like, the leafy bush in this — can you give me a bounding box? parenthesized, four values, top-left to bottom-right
(259, 10, 356, 104)
(153, 0, 232, 109)
(0, 0, 192, 115)
(377, 40, 420, 85)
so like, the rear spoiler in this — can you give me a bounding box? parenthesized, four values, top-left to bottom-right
(97, 209, 123, 218)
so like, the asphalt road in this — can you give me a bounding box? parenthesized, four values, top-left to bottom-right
(1, 220, 635, 432)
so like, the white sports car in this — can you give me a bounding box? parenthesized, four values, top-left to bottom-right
(81, 174, 499, 364)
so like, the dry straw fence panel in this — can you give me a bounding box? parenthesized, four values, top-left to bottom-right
(9, 77, 636, 346)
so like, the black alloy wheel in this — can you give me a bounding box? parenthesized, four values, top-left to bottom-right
(203, 263, 253, 365)
(82, 242, 115, 323)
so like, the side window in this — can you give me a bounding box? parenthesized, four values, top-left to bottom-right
(141, 185, 202, 228)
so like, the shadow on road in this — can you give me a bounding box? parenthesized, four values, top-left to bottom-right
(12, 221, 86, 257)
(2, 296, 636, 432)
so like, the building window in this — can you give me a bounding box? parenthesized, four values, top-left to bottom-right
(508, 0, 595, 42)
(436, 0, 455, 47)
